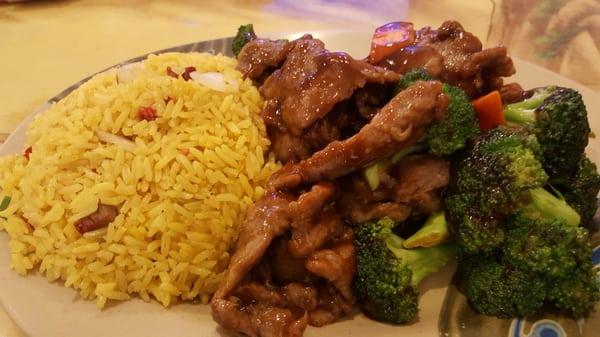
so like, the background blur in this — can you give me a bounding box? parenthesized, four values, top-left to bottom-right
(1, 0, 599, 138)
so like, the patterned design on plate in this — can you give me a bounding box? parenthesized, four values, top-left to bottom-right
(509, 319, 566, 337)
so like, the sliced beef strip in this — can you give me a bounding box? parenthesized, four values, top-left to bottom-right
(499, 82, 534, 104)
(234, 282, 287, 307)
(393, 154, 450, 214)
(287, 182, 336, 229)
(288, 207, 344, 258)
(270, 237, 311, 284)
(261, 35, 400, 136)
(375, 44, 445, 77)
(269, 80, 447, 190)
(305, 236, 356, 300)
(282, 283, 319, 311)
(338, 154, 449, 224)
(237, 38, 294, 81)
(376, 20, 515, 98)
(308, 283, 355, 327)
(340, 198, 412, 224)
(269, 102, 365, 163)
(235, 281, 319, 314)
(415, 21, 515, 97)
(213, 190, 295, 299)
(286, 182, 344, 257)
(212, 299, 309, 337)
(353, 83, 394, 120)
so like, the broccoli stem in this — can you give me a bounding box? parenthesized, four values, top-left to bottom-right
(385, 234, 457, 286)
(520, 187, 581, 226)
(363, 143, 427, 190)
(504, 88, 552, 124)
(403, 211, 449, 249)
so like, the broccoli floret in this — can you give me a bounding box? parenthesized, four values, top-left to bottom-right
(395, 69, 480, 156)
(232, 24, 256, 57)
(462, 256, 547, 318)
(547, 263, 600, 317)
(560, 156, 600, 226)
(427, 84, 480, 156)
(504, 86, 590, 180)
(445, 127, 554, 254)
(394, 68, 434, 92)
(503, 215, 591, 278)
(354, 217, 457, 324)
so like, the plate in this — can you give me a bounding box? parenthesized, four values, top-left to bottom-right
(1, 31, 599, 337)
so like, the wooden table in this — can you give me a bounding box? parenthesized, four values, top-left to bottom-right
(0, 0, 598, 336)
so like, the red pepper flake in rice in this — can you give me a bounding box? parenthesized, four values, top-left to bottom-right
(165, 66, 179, 78)
(138, 106, 157, 121)
(24, 146, 32, 160)
(181, 66, 196, 81)
(181, 148, 190, 155)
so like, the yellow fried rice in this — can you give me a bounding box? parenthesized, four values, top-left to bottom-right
(0, 52, 280, 308)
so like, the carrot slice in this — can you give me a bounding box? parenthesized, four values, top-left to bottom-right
(472, 90, 505, 132)
(368, 22, 415, 64)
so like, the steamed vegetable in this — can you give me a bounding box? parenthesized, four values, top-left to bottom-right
(504, 86, 590, 180)
(354, 217, 457, 324)
(472, 90, 505, 131)
(446, 127, 600, 318)
(395, 69, 480, 157)
(403, 211, 449, 249)
(232, 24, 256, 56)
(368, 22, 415, 64)
(445, 127, 579, 254)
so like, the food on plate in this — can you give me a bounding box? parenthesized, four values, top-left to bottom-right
(0, 17, 598, 337)
(0, 52, 280, 307)
(209, 20, 600, 337)
(353, 217, 456, 324)
(447, 129, 600, 318)
(504, 86, 590, 180)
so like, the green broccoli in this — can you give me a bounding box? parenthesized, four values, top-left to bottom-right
(504, 86, 590, 180)
(394, 68, 434, 92)
(547, 263, 600, 318)
(462, 255, 547, 318)
(463, 239, 599, 319)
(354, 217, 457, 324)
(502, 213, 599, 317)
(503, 214, 591, 278)
(559, 156, 600, 226)
(395, 68, 480, 157)
(448, 128, 600, 318)
(445, 127, 580, 254)
(362, 69, 480, 190)
(232, 24, 256, 57)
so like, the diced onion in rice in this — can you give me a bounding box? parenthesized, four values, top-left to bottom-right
(190, 71, 238, 92)
(96, 130, 136, 153)
(115, 62, 144, 84)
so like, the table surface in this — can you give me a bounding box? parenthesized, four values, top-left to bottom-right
(0, 0, 598, 336)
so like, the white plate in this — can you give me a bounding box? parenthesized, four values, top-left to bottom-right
(1, 31, 599, 337)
